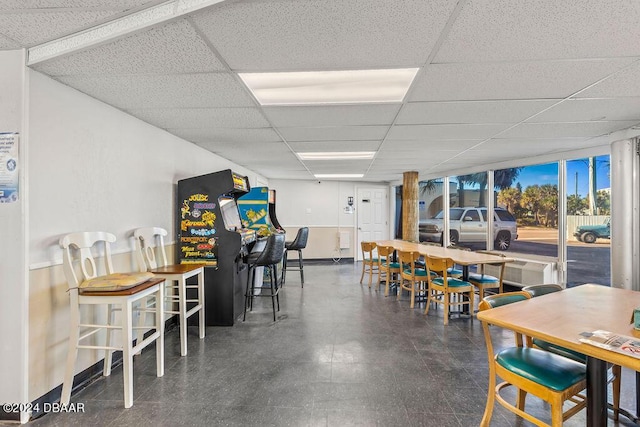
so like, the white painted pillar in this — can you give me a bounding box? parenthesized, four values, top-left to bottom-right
(0, 50, 29, 423)
(610, 139, 640, 290)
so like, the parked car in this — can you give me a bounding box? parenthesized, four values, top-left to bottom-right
(419, 207, 518, 250)
(574, 217, 610, 243)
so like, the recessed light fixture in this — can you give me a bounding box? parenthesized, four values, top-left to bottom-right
(314, 174, 365, 179)
(239, 68, 419, 105)
(297, 151, 376, 160)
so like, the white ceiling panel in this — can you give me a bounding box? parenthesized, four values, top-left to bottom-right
(0, 33, 20, 49)
(0, 1, 154, 8)
(397, 100, 559, 125)
(278, 126, 389, 142)
(576, 62, 640, 98)
(381, 140, 481, 151)
(32, 19, 226, 76)
(0, 10, 122, 46)
(410, 60, 635, 101)
(387, 124, 509, 140)
(288, 141, 381, 153)
(435, 0, 640, 62)
(374, 151, 460, 162)
(479, 138, 591, 152)
(168, 127, 282, 144)
(529, 98, 640, 123)
(263, 105, 401, 127)
(127, 107, 269, 129)
(190, 0, 458, 70)
(499, 121, 640, 139)
(56, 73, 255, 109)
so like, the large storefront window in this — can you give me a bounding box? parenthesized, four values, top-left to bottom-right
(449, 173, 487, 251)
(566, 155, 611, 287)
(418, 179, 444, 244)
(495, 163, 559, 255)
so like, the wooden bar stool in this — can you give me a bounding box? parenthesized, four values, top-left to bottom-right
(134, 227, 205, 356)
(60, 231, 165, 408)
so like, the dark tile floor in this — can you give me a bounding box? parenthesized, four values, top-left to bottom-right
(27, 263, 639, 426)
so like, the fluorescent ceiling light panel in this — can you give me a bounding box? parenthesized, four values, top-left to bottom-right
(239, 68, 419, 105)
(314, 174, 365, 179)
(297, 151, 376, 160)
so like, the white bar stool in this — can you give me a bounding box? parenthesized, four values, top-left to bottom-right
(60, 231, 164, 409)
(133, 227, 205, 356)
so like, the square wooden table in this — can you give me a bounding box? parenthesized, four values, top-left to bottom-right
(477, 284, 640, 426)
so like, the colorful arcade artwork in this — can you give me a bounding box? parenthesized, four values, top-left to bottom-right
(238, 187, 274, 237)
(180, 193, 218, 266)
(0, 133, 19, 203)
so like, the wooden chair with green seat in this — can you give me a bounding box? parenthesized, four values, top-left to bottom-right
(521, 284, 621, 421)
(468, 251, 506, 300)
(397, 250, 429, 308)
(376, 245, 400, 297)
(359, 241, 380, 287)
(479, 291, 587, 427)
(424, 255, 475, 325)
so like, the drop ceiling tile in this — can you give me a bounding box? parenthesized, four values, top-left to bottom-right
(387, 124, 509, 140)
(397, 100, 559, 125)
(478, 138, 590, 153)
(32, 19, 225, 76)
(127, 107, 269, 129)
(278, 126, 389, 142)
(410, 60, 635, 101)
(374, 151, 460, 162)
(0, 33, 20, 49)
(0, 1, 153, 9)
(0, 10, 119, 46)
(435, 0, 640, 62)
(56, 73, 255, 109)
(191, 0, 458, 70)
(288, 140, 381, 153)
(381, 139, 481, 151)
(528, 98, 640, 123)
(252, 169, 313, 179)
(169, 127, 282, 144)
(577, 62, 640, 98)
(499, 121, 640, 139)
(263, 105, 401, 127)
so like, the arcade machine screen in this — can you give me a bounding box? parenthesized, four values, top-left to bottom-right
(219, 197, 242, 231)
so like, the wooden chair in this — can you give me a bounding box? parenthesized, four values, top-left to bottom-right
(377, 245, 400, 296)
(359, 242, 380, 287)
(468, 251, 506, 300)
(521, 283, 621, 420)
(133, 227, 205, 356)
(424, 256, 475, 325)
(479, 291, 587, 427)
(60, 231, 165, 408)
(397, 250, 429, 308)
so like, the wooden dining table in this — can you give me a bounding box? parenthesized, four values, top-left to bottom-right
(477, 284, 640, 427)
(374, 239, 513, 281)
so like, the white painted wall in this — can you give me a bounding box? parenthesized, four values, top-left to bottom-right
(26, 70, 267, 402)
(269, 179, 389, 258)
(0, 50, 28, 421)
(28, 70, 265, 268)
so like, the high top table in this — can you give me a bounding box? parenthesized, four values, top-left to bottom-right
(477, 284, 640, 426)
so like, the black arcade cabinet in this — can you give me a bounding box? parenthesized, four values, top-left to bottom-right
(177, 169, 256, 326)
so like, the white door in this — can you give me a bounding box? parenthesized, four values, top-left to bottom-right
(356, 187, 389, 261)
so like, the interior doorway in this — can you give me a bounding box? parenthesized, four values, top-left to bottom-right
(356, 187, 389, 261)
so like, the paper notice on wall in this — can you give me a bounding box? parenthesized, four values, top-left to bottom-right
(0, 132, 19, 203)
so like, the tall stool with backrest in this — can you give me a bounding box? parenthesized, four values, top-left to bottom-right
(397, 250, 429, 308)
(424, 256, 475, 325)
(133, 227, 205, 357)
(60, 231, 165, 408)
(359, 241, 381, 287)
(479, 291, 586, 426)
(244, 233, 286, 321)
(377, 245, 400, 296)
(521, 283, 621, 420)
(282, 227, 309, 287)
